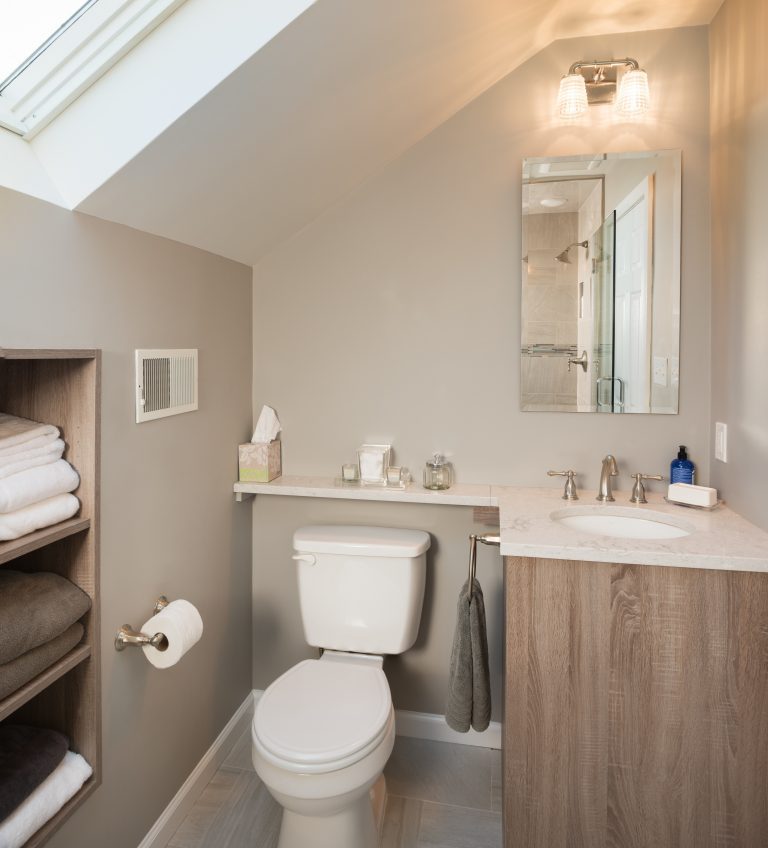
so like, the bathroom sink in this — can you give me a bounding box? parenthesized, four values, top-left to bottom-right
(549, 507, 692, 540)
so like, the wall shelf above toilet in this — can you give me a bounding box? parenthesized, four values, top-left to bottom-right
(233, 476, 494, 507)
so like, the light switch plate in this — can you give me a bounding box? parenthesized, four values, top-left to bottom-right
(715, 422, 728, 462)
(653, 356, 668, 386)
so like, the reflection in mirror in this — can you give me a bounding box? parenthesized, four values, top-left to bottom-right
(521, 151, 681, 414)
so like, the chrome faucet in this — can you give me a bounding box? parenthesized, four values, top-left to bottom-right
(596, 455, 619, 502)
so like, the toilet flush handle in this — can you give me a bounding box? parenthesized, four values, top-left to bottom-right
(291, 553, 316, 565)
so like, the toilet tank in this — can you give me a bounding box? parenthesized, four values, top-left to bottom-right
(293, 525, 430, 655)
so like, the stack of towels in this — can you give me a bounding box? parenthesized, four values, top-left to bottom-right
(0, 413, 81, 542)
(0, 570, 92, 700)
(0, 725, 92, 848)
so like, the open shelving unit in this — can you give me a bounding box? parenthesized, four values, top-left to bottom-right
(0, 348, 101, 848)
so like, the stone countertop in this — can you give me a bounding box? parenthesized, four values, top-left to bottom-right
(234, 476, 768, 572)
(493, 486, 768, 572)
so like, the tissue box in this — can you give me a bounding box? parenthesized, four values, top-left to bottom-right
(239, 441, 281, 482)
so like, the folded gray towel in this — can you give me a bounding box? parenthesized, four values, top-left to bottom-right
(0, 725, 69, 821)
(0, 622, 84, 701)
(0, 571, 91, 665)
(445, 578, 491, 733)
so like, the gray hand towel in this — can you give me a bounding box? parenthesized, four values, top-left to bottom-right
(0, 725, 69, 821)
(445, 578, 491, 733)
(0, 622, 84, 701)
(0, 570, 91, 665)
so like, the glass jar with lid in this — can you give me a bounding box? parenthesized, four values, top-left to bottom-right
(423, 454, 453, 490)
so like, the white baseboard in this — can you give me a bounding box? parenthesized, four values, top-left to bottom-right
(394, 708, 501, 749)
(137, 692, 255, 848)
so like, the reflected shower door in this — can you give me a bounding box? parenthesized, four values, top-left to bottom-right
(592, 212, 615, 412)
(614, 177, 652, 413)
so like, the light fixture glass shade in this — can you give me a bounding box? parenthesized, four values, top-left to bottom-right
(557, 74, 588, 117)
(616, 68, 650, 116)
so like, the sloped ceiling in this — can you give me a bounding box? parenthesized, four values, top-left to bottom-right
(76, 0, 722, 265)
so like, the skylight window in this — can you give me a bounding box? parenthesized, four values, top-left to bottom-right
(0, 0, 186, 138)
(0, 1, 94, 87)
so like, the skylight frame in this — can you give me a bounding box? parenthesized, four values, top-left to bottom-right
(0, 0, 188, 139)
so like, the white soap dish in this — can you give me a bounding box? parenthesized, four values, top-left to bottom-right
(664, 496, 724, 511)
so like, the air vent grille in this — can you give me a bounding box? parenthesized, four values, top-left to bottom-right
(135, 349, 198, 423)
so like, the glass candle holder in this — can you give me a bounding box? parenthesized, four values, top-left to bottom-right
(341, 463, 359, 482)
(423, 454, 453, 490)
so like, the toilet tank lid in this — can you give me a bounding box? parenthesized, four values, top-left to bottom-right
(294, 525, 431, 556)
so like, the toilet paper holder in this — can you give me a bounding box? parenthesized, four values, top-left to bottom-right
(114, 596, 171, 652)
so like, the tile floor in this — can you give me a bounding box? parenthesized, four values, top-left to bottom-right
(165, 727, 502, 848)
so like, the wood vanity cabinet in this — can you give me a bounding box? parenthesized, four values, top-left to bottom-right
(504, 556, 768, 848)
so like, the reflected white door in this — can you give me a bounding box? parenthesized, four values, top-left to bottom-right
(614, 177, 653, 413)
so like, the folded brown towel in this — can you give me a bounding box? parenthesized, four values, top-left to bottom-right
(0, 725, 69, 821)
(0, 622, 84, 700)
(0, 571, 91, 665)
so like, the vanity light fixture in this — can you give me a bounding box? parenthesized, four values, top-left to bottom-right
(556, 58, 650, 118)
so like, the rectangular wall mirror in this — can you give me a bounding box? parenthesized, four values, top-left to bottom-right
(521, 150, 681, 414)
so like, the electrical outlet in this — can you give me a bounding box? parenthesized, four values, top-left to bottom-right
(670, 357, 680, 385)
(653, 356, 668, 386)
(715, 422, 728, 462)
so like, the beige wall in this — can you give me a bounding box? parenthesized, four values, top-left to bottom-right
(710, 0, 768, 530)
(0, 187, 253, 848)
(251, 28, 712, 715)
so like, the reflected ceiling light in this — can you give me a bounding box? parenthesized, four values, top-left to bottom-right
(556, 58, 650, 118)
(540, 197, 567, 208)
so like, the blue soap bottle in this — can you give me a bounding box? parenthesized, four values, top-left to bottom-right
(670, 445, 695, 484)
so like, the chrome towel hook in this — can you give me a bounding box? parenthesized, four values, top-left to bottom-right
(467, 533, 500, 600)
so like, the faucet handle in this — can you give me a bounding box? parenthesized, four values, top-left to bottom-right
(629, 472, 664, 504)
(547, 469, 579, 500)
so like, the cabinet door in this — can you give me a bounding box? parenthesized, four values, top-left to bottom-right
(504, 557, 768, 848)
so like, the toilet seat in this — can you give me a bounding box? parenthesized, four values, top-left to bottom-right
(254, 657, 392, 774)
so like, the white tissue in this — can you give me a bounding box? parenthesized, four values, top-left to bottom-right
(141, 599, 203, 669)
(251, 405, 281, 443)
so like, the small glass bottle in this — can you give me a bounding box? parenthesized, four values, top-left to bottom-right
(423, 454, 453, 490)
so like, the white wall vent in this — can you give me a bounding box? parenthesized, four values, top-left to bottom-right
(135, 349, 198, 423)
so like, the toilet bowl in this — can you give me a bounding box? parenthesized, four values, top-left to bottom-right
(253, 525, 430, 848)
(252, 654, 395, 848)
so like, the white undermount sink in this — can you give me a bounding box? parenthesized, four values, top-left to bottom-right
(550, 506, 693, 540)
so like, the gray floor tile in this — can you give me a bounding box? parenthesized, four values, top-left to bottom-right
(384, 737, 493, 811)
(416, 801, 502, 848)
(167, 768, 241, 848)
(168, 768, 280, 848)
(490, 749, 502, 812)
(222, 726, 255, 772)
(379, 795, 422, 848)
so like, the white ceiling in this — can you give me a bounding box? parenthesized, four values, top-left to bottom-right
(75, 0, 723, 265)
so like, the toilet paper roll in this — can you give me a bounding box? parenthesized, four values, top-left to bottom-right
(141, 599, 203, 669)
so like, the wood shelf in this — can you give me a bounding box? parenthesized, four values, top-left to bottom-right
(0, 518, 91, 566)
(0, 349, 101, 848)
(0, 644, 91, 722)
(22, 779, 98, 848)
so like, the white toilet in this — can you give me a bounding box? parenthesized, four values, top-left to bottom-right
(251, 525, 430, 848)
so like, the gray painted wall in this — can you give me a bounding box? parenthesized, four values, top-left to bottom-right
(710, 0, 768, 531)
(0, 187, 253, 848)
(251, 27, 712, 716)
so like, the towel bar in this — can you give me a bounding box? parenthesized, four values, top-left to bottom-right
(468, 533, 500, 599)
(114, 596, 170, 652)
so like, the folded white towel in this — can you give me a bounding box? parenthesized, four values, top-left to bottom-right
(0, 439, 65, 480)
(0, 494, 80, 541)
(0, 751, 92, 848)
(0, 414, 59, 456)
(0, 460, 79, 515)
